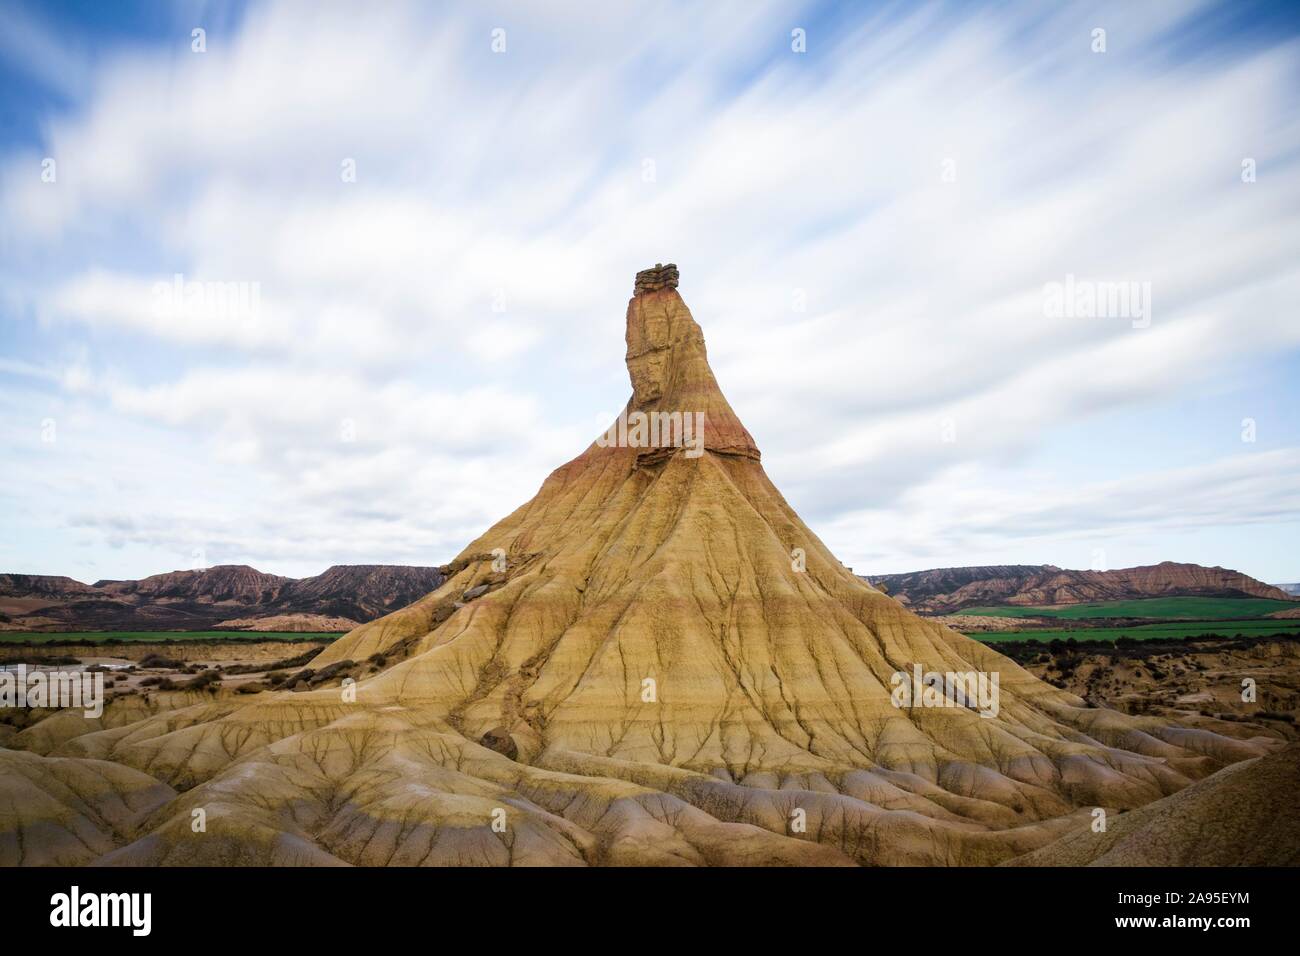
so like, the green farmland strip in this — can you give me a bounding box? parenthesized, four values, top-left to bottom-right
(970, 618, 1300, 643)
(962, 596, 1297, 620)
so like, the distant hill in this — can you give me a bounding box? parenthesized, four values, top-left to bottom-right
(867, 561, 1296, 614)
(0, 564, 444, 632)
(1276, 582, 1300, 597)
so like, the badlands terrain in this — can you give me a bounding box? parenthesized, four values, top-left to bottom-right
(1, 264, 1296, 867)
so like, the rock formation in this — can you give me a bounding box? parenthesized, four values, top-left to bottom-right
(0, 266, 1287, 866)
(632, 262, 679, 294)
(870, 562, 1296, 614)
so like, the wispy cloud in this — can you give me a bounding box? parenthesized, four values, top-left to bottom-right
(1, 0, 1297, 580)
(0, 2, 92, 100)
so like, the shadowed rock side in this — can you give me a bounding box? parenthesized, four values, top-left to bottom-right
(0, 269, 1285, 866)
(1004, 744, 1300, 866)
(0, 749, 175, 866)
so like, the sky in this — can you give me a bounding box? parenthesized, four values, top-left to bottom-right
(1, 0, 1298, 586)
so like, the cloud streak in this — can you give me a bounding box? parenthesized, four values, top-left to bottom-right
(1, 0, 1298, 581)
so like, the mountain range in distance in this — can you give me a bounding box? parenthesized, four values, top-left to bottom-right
(0, 564, 444, 632)
(1, 558, 1294, 633)
(867, 561, 1297, 615)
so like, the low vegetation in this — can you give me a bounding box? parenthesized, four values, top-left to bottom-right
(962, 596, 1296, 620)
(984, 631, 1291, 665)
(972, 619, 1300, 643)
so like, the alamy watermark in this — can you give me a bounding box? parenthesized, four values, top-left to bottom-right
(151, 273, 261, 322)
(597, 409, 706, 458)
(1, 665, 104, 718)
(50, 886, 150, 936)
(891, 665, 1000, 719)
(1043, 274, 1151, 328)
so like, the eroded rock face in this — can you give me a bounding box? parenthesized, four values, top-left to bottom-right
(633, 262, 679, 294)
(1006, 744, 1300, 866)
(0, 265, 1286, 867)
(480, 727, 518, 761)
(623, 268, 760, 461)
(0, 749, 175, 866)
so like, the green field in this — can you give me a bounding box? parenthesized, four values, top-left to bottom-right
(0, 631, 342, 645)
(962, 596, 1297, 620)
(971, 618, 1300, 643)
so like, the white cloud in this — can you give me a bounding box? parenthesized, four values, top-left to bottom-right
(1, 0, 1298, 580)
(829, 448, 1300, 575)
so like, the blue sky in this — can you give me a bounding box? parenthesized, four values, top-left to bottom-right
(1, 0, 1298, 585)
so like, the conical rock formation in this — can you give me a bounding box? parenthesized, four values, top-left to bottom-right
(0, 267, 1282, 866)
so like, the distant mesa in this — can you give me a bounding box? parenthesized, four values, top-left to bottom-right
(867, 561, 1295, 614)
(0, 564, 444, 633)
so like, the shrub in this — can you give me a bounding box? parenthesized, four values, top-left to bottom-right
(138, 655, 182, 669)
(185, 670, 222, 690)
(308, 660, 355, 684)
